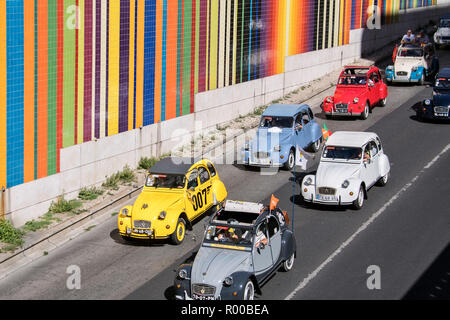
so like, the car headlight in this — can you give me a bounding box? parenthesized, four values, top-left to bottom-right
(121, 208, 130, 217)
(274, 145, 281, 152)
(412, 66, 418, 72)
(178, 269, 188, 280)
(244, 143, 250, 151)
(159, 211, 167, 220)
(424, 99, 431, 105)
(386, 66, 393, 71)
(353, 98, 359, 104)
(304, 177, 313, 186)
(326, 97, 332, 103)
(342, 180, 350, 189)
(224, 276, 233, 286)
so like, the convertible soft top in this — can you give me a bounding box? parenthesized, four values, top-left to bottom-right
(149, 157, 198, 175)
(262, 104, 310, 118)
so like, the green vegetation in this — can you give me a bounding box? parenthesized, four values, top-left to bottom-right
(78, 187, 104, 201)
(0, 219, 25, 249)
(49, 196, 82, 214)
(253, 105, 267, 116)
(138, 157, 158, 171)
(102, 165, 136, 190)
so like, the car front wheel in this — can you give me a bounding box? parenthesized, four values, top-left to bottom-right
(310, 138, 321, 153)
(284, 149, 295, 171)
(353, 186, 365, 210)
(243, 280, 255, 300)
(282, 252, 295, 272)
(171, 217, 187, 245)
(361, 103, 370, 120)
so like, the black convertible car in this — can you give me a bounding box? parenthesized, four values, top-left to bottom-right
(415, 68, 450, 121)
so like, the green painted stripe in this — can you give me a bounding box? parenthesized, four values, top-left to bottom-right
(47, 0, 58, 175)
(63, 0, 76, 148)
(182, 0, 192, 116)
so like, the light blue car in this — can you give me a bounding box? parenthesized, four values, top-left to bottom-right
(242, 104, 323, 170)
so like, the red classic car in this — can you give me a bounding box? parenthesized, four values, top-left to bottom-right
(322, 66, 388, 120)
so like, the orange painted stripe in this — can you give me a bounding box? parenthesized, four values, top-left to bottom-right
(165, 0, 178, 120)
(37, 0, 48, 179)
(24, 0, 35, 183)
(154, 0, 163, 124)
(0, 1, 6, 189)
(345, 0, 352, 44)
(135, 0, 145, 128)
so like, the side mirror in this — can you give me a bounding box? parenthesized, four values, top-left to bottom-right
(368, 83, 375, 88)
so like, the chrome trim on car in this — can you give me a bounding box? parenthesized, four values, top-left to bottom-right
(133, 220, 151, 229)
(318, 187, 337, 195)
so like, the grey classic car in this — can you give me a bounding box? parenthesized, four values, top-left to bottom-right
(174, 199, 296, 300)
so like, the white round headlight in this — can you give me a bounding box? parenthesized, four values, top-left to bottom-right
(353, 98, 359, 104)
(244, 143, 250, 151)
(342, 180, 350, 189)
(326, 97, 332, 103)
(424, 99, 431, 105)
(178, 269, 188, 280)
(122, 208, 130, 217)
(224, 276, 233, 286)
(304, 177, 313, 186)
(159, 211, 167, 220)
(274, 145, 281, 152)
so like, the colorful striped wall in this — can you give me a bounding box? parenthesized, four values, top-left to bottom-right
(0, 0, 438, 189)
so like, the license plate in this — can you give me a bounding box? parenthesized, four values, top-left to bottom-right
(317, 194, 337, 201)
(252, 158, 271, 165)
(192, 294, 215, 301)
(435, 112, 449, 117)
(336, 109, 348, 113)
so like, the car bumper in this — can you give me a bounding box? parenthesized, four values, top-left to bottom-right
(242, 150, 286, 167)
(119, 230, 169, 240)
(301, 187, 357, 206)
(324, 111, 362, 117)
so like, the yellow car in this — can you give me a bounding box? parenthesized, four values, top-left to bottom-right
(118, 157, 228, 244)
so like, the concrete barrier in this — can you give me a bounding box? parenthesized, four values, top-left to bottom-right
(5, 3, 450, 227)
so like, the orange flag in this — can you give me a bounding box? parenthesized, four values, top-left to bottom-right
(270, 194, 279, 211)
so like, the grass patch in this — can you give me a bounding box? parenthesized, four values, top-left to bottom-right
(78, 187, 104, 201)
(138, 157, 158, 171)
(49, 196, 83, 214)
(0, 219, 25, 248)
(102, 165, 136, 190)
(85, 225, 96, 232)
(253, 105, 267, 116)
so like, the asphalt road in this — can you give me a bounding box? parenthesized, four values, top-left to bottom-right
(0, 49, 449, 300)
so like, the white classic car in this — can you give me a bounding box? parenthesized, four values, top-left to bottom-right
(385, 44, 428, 84)
(434, 14, 450, 48)
(301, 131, 390, 209)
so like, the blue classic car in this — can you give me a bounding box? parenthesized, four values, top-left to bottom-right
(242, 104, 323, 170)
(415, 68, 450, 121)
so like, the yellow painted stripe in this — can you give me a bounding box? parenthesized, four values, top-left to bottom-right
(108, 0, 120, 135)
(218, 0, 226, 88)
(0, 1, 6, 188)
(135, 0, 144, 129)
(209, 0, 218, 90)
(339, 0, 344, 46)
(210, 244, 247, 251)
(78, 0, 85, 144)
(129, 0, 135, 131)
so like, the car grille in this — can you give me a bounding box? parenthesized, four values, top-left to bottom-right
(434, 106, 449, 113)
(254, 152, 269, 159)
(133, 220, 151, 229)
(396, 71, 408, 76)
(442, 36, 450, 40)
(335, 103, 348, 110)
(192, 284, 216, 296)
(318, 187, 336, 195)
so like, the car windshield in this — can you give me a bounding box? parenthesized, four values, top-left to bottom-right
(435, 77, 450, 89)
(398, 48, 423, 57)
(338, 75, 367, 85)
(440, 19, 450, 27)
(145, 174, 185, 189)
(260, 116, 293, 129)
(322, 146, 362, 160)
(204, 225, 253, 246)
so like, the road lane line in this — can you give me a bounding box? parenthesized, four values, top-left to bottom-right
(285, 143, 450, 300)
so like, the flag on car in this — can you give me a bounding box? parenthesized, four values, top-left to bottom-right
(322, 123, 332, 141)
(295, 146, 314, 171)
(269, 194, 279, 211)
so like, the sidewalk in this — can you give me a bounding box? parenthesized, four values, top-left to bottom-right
(0, 40, 396, 280)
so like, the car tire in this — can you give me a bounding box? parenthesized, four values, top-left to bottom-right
(282, 252, 295, 272)
(284, 149, 295, 171)
(380, 97, 387, 107)
(310, 138, 321, 153)
(361, 103, 370, 120)
(243, 280, 255, 300)
(419, 73, 425, 86)
(171, 217, 187, 245)
(353, 186, 365, 210)
(377, 172, 389, 187)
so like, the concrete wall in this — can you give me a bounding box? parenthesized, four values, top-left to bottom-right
(4, 2, 450, 227)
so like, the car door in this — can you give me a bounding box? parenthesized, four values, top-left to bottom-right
(368, 140, 381, 184)
(367, 72, 377, 105)
(301, 111, 313, 146)
(267, 215, 281, 264)
(252, 221, 273, 280)
(293, 113, 306, 149)
(360, 142, 378, 188)
(186, 168, 202, 220)
(198, 166, 213, 212)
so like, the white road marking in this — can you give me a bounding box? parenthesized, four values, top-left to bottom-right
(285, 143, 450, 300)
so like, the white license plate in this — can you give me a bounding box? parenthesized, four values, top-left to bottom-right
(252, 158, 271, 165)
(336, 109, 348, 113)
(317, 194, 337, 201)
(192, 294, 215, 301)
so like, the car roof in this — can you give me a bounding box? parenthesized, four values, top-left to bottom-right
(440, 14, 450, 20)
(262, 104, 310, 118)
(149, 157, 200, 175)
(325, 131, 378, 148)
(437, 68, 450, 78)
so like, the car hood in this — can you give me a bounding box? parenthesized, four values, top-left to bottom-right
(334, 87, 366, 103)
(316, 161, 361, 188)
(131, 190, 183, 221)
(395, 58, 423, 72)
(191, 247, 251, 288)
(250, 128, 292, 151)
(436, 27, 450, 36)
(433, 91, 450, 106)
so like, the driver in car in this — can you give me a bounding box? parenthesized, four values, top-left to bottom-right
(255, 228, 268, 248)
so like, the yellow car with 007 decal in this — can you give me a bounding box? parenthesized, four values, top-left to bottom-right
(118, 157, 228, 245)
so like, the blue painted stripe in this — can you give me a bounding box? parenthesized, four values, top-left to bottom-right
(133, 0, 138, 129)
(161, 0, 167, 122)
(6, 1, 24, 188)
(143, 0, 155, 126)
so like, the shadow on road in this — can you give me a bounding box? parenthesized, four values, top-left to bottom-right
(403, 243, 450, 300)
